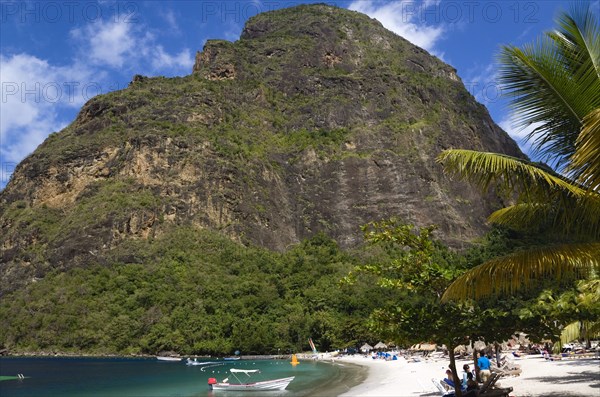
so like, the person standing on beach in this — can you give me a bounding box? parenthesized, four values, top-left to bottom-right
(477, 351, 491, 382)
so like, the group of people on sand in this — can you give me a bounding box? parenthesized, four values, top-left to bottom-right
(442, 351, 492, 396)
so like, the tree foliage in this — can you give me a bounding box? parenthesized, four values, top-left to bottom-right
(0, 228, 382, 356)
(344, 220, 560, 397)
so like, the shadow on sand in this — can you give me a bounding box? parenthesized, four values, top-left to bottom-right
(419, 359, 599, 397)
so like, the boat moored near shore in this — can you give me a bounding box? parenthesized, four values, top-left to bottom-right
(208, 368, 294, 391)
(156, 356, 183, 362)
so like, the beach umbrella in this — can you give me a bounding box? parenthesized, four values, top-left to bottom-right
(374, 342, 388, 350)
(473, 341, 486, 351)
(420, 343, 437, 351)
(360, 343, 373, 353)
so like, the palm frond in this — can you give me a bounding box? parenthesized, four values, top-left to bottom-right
(439, 149, 600, 238)
(571, 109, 600, 191)
(487, 203, 552, 230)
(498, 42, 583, 168)
(551, 5, 600, 108)
(560, 321, 582, 345)
(560, 320, 600, 345)
(489, 197, 600, 239)
(437, 150, 587, 197)
(497, 4, 600, 170)
(555, 3, 600, 79)
(441, 243, 600, 301)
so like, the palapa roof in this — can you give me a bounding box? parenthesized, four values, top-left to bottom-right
(374, 341, 388, 349)
(360, 343, 373, 352)
(410, 343, 437, 351)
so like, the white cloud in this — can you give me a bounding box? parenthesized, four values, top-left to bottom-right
(70, 19, 194, 75)
(1, 18, 196, 186)
(164, 9, 180, 33)
(80, 20, 135, 68)
(348, 0, 445, 53)
(151, 47, 194, 71)
(0, 53, 95, 165)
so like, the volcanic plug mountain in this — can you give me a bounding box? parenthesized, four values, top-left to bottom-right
(0, 4, 523, 294)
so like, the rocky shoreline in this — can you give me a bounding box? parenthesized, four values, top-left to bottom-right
(0, 350, 293, 361)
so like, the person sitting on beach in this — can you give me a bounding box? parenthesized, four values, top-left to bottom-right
(462, 379, 479, 397)
(443, 369, 457, 389)
(444, 368, 467, 391)
(461, 364, 475, 388)
(466, 373, 478, 391)
(443, 368, 470, 395)
(477, 351, 492, 383)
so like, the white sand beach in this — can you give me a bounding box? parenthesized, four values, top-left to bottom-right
(333, 354, 599, 397)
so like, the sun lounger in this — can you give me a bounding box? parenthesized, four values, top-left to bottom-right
(491, 362, 522, 377)
(492, 367, 522, 377)
(431, 378, 455, 396)
(478, 372, 499, 393)
(478, 373, 514, 397)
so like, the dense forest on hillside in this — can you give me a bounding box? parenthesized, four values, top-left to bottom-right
(0, 227, 383, 355)
(0, 223, 543, 356)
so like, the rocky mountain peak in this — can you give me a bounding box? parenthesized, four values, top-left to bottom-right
(194, 4, 459, 84)
(0, 4, 523, 294)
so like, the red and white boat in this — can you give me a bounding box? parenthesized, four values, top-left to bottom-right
(208, 368, 294, 391)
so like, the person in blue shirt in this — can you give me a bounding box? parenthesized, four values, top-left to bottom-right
(477, 351, 492, 382)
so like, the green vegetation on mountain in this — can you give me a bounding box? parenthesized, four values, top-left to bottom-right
(1, 4, 526, 298)
(1, 220, 565, 356)
(0, 229, 386, 355)
(0, 4, 550, 356)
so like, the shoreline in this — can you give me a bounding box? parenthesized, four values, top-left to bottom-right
(0, 351, 289, 360)
(3, 352, 598, 396)
(332, 354, 600, 396)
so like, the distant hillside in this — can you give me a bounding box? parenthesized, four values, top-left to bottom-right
(0, 4, 523, 296)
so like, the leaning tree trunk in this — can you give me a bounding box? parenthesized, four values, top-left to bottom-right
(473, 348, 481, 383)
(495, 342, 501, 367)
(448, 343, 463, 397)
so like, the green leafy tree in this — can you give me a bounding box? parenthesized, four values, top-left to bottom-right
(438, 3, 600, 301)
(344, 220, 547, 397)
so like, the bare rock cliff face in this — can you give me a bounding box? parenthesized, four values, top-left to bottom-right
(0, 4, 524, 293)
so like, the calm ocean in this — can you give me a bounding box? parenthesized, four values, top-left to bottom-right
(0, 357, 363, 397)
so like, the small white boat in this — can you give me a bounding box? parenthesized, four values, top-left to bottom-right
(156, 356, 183, 362)
(186, 358, 216, 366)
(208, 368, 294, 391)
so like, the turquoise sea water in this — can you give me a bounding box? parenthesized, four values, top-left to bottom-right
(0, 357, 362, 397)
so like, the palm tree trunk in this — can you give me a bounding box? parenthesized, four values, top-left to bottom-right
(583, 322, 591, 349)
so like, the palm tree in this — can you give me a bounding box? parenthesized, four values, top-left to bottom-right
(557, 279, 600, 349)
(438, 3, 600, 302)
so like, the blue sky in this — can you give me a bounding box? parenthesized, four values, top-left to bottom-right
(0, 0, 588, 189)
